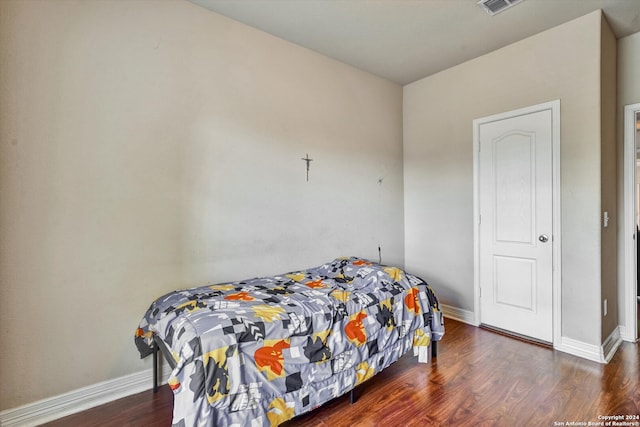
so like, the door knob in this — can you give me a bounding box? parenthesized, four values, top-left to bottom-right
(538, 234, 549, 243)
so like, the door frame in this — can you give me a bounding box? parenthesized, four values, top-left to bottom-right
(622, 102, 640, 343)
(473, 99, 561, 346)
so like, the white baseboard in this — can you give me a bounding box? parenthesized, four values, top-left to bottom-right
(601, 326, 623, 363)
(619, 323, 639, 343)
(441, 304, 478, 326)
(554, 337, 602, 363)
(619, 324, 630, 342)
(0, 362, 171, 427)
(440, 305, 623, 364)
(0, 319, 624, 426)
(554, 327, 622, 364)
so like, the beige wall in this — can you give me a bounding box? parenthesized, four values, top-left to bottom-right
(618, 32, 640, 105)
(0, 0, 404, 410)
(616, 31, 640, 328)
(404, 11, 606, 346)
(600, 15, 618, 341)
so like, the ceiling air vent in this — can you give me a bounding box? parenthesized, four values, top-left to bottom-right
(477, 0, 526, 16)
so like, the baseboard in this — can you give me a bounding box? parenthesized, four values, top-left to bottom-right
(554, 337, 603, 363)
(0, 362, 171, 427)
(619, 323, 639, 343)
(0, 321, 623, 426)
(601, 326, 623, 363)
(554, 328, 622, 364)
(440, 305, 624, 364)
(619, 324, 629, 341)
(441, 304, 477, 326)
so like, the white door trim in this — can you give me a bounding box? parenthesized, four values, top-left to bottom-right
(473, 99, 561, 346)
(622, 103, 640, 343)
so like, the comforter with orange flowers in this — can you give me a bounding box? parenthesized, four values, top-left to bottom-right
(135, 257, 444, 427)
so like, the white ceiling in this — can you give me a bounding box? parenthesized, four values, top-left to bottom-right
(189, 0, 640, 85)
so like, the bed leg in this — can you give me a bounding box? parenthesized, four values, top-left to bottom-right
(153, 345, 159, 393)
(350, 388, 358, 404)
(431, 341, 437, 359)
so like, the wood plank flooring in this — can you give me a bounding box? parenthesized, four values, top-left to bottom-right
(43, 319, 639, 427)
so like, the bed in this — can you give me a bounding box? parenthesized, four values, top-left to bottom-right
(135, 257, 444, 427)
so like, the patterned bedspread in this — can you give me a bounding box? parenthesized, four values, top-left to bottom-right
(135, 257, 444, 427)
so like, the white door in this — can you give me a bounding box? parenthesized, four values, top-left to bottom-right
(478, 108, 553, 343)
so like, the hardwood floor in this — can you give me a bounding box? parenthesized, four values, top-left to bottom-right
(43, 319, 639, 427)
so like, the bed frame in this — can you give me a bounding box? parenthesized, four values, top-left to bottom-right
(151, 334, 438, 404)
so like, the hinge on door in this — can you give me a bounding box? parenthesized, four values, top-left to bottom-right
(478, 214, 482, 225)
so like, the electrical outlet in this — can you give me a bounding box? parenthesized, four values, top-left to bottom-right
(604, 299, 608, 316)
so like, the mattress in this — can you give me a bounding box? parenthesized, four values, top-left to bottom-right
(135, 257, 444, 426)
